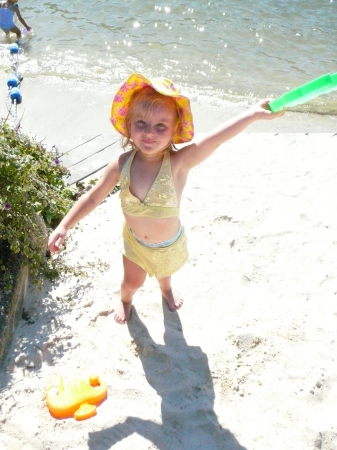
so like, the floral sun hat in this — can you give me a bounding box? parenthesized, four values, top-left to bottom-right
(110, 73, 194, 144)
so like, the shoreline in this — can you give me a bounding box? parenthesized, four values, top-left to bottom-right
(1, 73, 336, 147)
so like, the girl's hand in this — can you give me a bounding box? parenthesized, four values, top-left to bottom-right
(48, 225, 67, 253)
(251, 99, 285, 121)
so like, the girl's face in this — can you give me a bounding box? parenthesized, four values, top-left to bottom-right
(129, 104, 176, 156)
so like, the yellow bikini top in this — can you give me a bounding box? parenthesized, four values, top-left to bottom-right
(119, 149, 180, 218)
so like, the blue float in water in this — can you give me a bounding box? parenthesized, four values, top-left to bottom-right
(10, 87, 22, 104)
(7, 75, 20, 88)
(9, 43, 19, 54)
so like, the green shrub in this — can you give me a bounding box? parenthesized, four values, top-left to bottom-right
(0, 121, 74, 288)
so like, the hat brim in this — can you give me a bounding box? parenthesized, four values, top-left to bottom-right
(110, 73, 194, 144)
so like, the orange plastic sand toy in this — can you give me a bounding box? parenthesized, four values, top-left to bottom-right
(46, 374, 107, 420)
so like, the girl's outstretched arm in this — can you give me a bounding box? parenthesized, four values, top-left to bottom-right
(48, 157, 120, 253)
(179, 100, 285, 170)
(16, 8, 31, 30)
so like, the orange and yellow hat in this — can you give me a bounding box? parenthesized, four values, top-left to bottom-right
(110, 73, 194, 144)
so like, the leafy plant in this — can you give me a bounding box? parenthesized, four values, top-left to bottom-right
(0, 121, 74, 288)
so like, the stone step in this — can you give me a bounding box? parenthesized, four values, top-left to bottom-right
(57, 134, 122, 185)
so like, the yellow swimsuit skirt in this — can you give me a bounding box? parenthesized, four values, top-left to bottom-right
(122, 222, 188, 279)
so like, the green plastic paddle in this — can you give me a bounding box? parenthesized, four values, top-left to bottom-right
(268, 72, 337, 112)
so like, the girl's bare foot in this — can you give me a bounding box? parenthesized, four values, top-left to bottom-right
(162, 289, 183, 311)
(114, 300, 132, 324)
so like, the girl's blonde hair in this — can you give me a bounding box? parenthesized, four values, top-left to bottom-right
(122, 87, 182, 151)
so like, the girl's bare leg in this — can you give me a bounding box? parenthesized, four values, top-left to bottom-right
(157, 276, 183, 311)
(10, 25, 21, 39)
(114, 256, 147, 324)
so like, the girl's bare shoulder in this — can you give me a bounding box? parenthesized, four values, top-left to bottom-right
(170, 143, 195, 171)
(117, 149, 133, 171)
(99, 150, 130, 178)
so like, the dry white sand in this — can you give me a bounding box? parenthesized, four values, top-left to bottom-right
(1, 73, 337, 449)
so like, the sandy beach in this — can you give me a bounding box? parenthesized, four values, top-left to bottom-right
(1, 73, 337, 449)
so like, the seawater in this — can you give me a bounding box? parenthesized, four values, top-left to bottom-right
(1, 0, 336, 114)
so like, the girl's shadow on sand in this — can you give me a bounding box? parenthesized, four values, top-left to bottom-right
(88, 302, 247, 450)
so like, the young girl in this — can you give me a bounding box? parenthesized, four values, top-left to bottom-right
(0, 0, 31, 39)
(48, 73, 284, 324)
